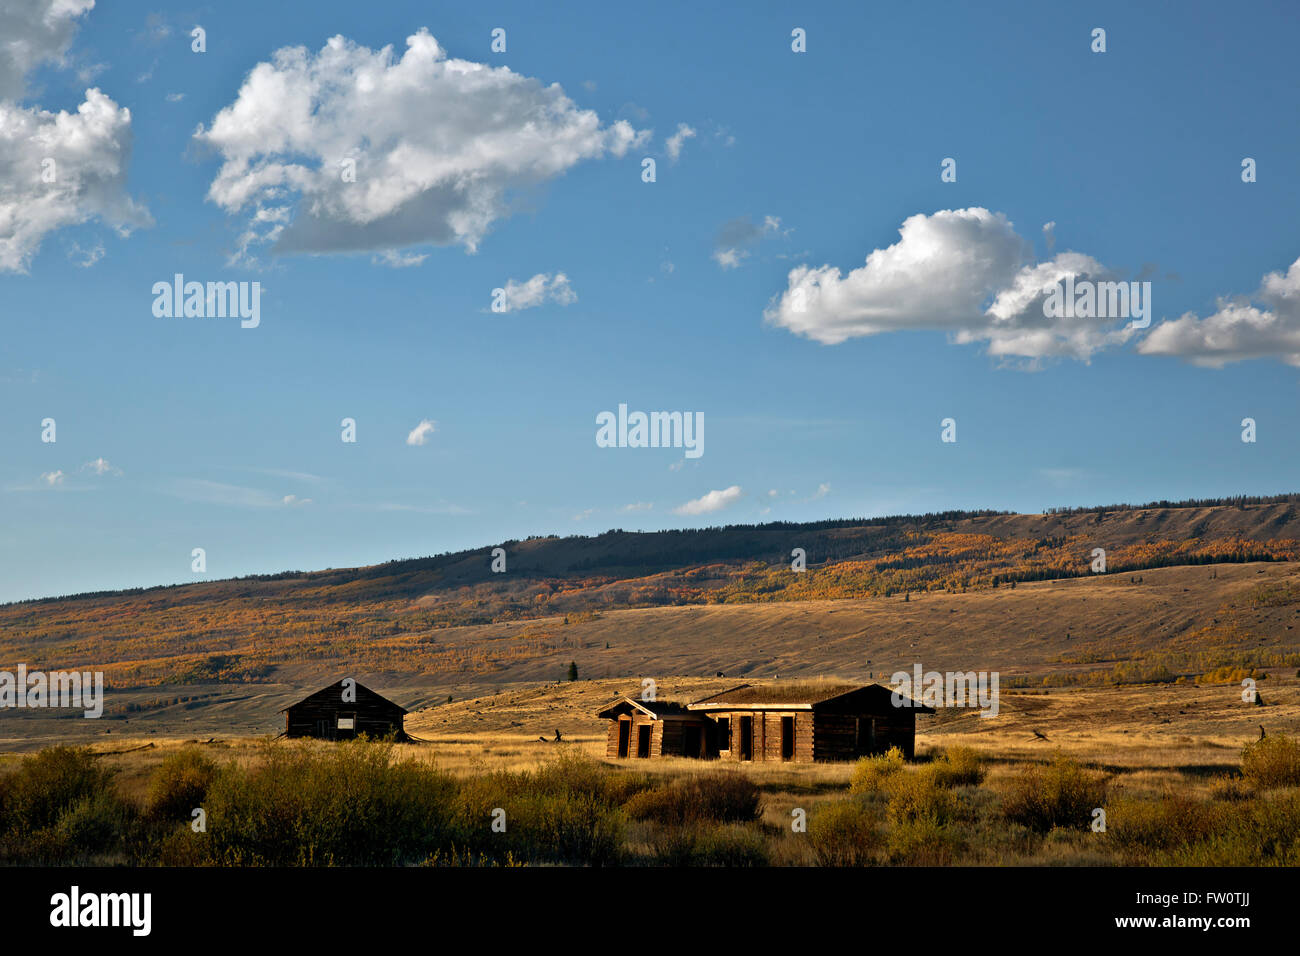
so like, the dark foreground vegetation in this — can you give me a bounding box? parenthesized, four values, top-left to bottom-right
(2, 734, 1299, 866)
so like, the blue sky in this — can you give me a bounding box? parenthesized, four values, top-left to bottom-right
(3, 0, 1299, 602)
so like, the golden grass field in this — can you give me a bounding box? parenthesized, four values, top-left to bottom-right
(15, 671, 1294, 813)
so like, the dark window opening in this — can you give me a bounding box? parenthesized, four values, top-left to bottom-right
(617, 719, 630, 758)
(781, 715, 795, 760)
(718, 717, 731, 751)
(636, 724, 652, 758)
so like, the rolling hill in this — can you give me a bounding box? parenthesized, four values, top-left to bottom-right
(3, 496, 1300, 727)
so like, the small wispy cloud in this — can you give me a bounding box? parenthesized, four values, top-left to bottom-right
(665, 123, 696, 162)
(82, 457, 122, 476)
(67, 241, 104, 268)
(496, 273, 577, 312)
(375, 249, 427, 268)
(41, 470, 64, 486)
(406, 419, 437, 446)
(623, 501, 654, 512)
(713, 215, 785, 270)
(673, 485, 743, 516)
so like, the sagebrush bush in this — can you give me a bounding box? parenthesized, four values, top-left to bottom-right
(623, 771, 762, 825)
(882, 767, 957, 825)
(885, 815, 960, 865)
(999, 753, 1107, 832)
(202, 740, 458, 866)
(1107, 794, 1218, 856)
(146, 748, 221, 822)
(0, 746, 116, 835)
(1241, 733, 1300, 789)
(0, 747, 131, 864)
(928, 746, 986, 788)
(849, 746, 906, 794)
(808, 800, 880, 866)
(1153, 791, 1300, 865)
(453, 751, 629, 865)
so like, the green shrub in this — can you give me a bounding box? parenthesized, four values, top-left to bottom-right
(0, 746, 115, 834)
(24, 790, 135, 864)
(454, 753, 628, 865)
(1000, 753, 1108, 833)
(1107, 794, 1218, 856)
(808, 800, 880, 866)
(885, 815, 961, 865)
(882, 768, 957, 825)
(146, 748, 221, 822)
(623, 771, 762, 825)
(1153, 791, 1300, 865)
(849, 747, 905, 794)
(1241, 733, 1300, 789)
(928, 746, 986, 788)
(203, 740, 458, 866)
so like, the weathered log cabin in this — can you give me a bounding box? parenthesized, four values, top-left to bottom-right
(282, 679, 408, 740)
(596, 682, 932, 762)
(687, 683, 932, 761)
(596, 696, 715, 759)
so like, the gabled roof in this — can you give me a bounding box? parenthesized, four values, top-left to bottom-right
(280, 679, 408, 715)
(687, 682, 935, 713)
(595, 695, 697, 720)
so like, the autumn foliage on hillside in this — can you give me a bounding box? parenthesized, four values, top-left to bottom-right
(3, 500, 1300, 689)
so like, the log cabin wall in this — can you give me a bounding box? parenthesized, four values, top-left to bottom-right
(659, 716, 712, 757)
(284, 696, 404, 739)
(603, 710, 664, 758)
(711, 710, 813, 762)
(811, 710, 917, 760)
(871, 709, 919, 758)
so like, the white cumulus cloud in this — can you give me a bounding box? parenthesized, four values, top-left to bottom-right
(194, 29, 649, 265)
(1138, 257, 1300, 367)
(763, 207, 1136, 363)
(0, 1, 149, 273)
(0, 0, 95, 101)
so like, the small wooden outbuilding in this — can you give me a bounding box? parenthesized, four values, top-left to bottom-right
(596, 682, 932, 762)
(282, 679, 408, 740)
(596, 696, 714, 759)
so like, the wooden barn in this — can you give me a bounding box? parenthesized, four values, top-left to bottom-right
(596, 696, 715, 759)
(687, 683, 932, 762)
(282, 679, 408, 740)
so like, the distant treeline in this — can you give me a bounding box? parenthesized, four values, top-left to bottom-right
(1043, 493, 1300, 515)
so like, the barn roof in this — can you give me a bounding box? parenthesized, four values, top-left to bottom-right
(595, 696, 698, 720)
(687, 682, 934, 712)
(279, 679, 408, 715)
